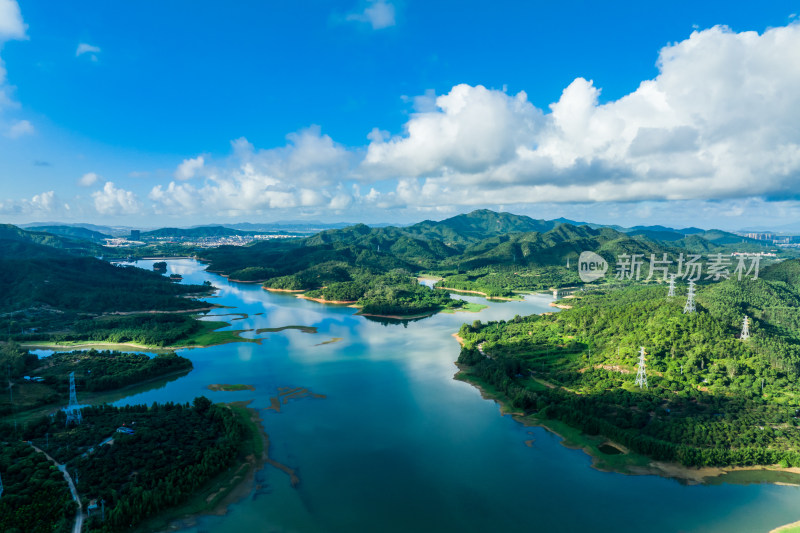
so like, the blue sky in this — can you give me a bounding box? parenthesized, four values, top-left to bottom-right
(0, 1, 799, 229)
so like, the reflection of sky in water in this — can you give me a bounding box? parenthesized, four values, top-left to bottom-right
(113, 259, 800, 533)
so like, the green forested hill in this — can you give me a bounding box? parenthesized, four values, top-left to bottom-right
(403, 209, 559, 245)
(451, 224, 673, 269)
(456, 272, 800, 468)
(0, 224, 102, 254)
(141, 225, 255, 239)
(0, 240, 208, 314)
(27, 225, 111, 243)
(201, 215, 679, 283)
(0, 237, 212, 339)
(761, 258, 800, 287)
(198, 210, 783, 313)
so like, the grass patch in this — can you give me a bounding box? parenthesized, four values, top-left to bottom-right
(442, 302, 489, 314)
(255, 325, 318, 334)
(314, 337, 343, 346)
(174, 320, 258, 347)
(208, 384, 256, 392)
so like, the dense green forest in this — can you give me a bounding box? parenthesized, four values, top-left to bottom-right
(0, 234, 214, 344)
(301, 269, 465, 315)
(5, 397, 249, 532)
(198, 210, 775, 317)
(31, 350, 192, 393)
(58, 314, 204, 346)
(0, 223, 103, 255)
(435, 265, 583, 297)
(0, 441, 74, 533)
(456, 263, 800, 468)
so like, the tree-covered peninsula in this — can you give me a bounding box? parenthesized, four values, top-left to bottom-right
(0, 344, 193, 416)
(456, 260, 800, 469)
(2, 397, 260, 533)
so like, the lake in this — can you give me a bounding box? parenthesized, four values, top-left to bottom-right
(112, 259, 800, 533)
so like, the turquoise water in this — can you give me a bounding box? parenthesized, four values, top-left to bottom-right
(115, 260, 800, 533)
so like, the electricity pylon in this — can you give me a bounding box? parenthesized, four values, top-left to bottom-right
(634, 347, 648, 389)
(683, 280, 696, 314)
(741, 315, 750, 340)
(65, 372, 82, 426)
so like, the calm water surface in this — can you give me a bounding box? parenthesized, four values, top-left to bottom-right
(112, 260, 800, 533)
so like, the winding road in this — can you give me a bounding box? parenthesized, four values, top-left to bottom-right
(29, 443, 84, 533)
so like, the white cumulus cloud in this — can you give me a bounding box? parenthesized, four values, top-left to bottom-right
(347, 0, 396, 30)
(142, 21, 800, 222)
(0, 0, 26, 111)
(0, 190, 64, 215)
(174, 156, 205, 180)
(5, 118, 32, 138)
(30, 190, 55, 211)
(362, 23, 800, 208)
(78, 172, 100, 187)
(92, 182, 140, 215)
(151, 127, 354, 216)
(0, 0, 26, 41)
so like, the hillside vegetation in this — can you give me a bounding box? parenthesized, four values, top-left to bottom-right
(456, 262, 800, 468)
(0, 235, 213, 343)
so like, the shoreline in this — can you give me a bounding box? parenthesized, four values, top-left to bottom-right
(20, 331, 258, 352)
(772, 520, 800, 533)
(296, 294, 358, 305)
(357, 311, 434, 320)
(140, 401, 276, 532)
(22, 340, 175, 352)
(264, 287, 305, 293)
(101, 305, 217, 316)
(451, 336, 800, 486)
(436, 286, 523, 301)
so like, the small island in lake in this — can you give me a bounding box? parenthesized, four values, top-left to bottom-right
(208, 383, 256, 392)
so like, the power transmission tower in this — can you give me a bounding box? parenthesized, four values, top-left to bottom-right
(65, 372, 82, 426)
(741, 315, 750, 340)
(683, 280, 696, 314)
(634, 347, 648, 389)
(667, 274, 676, 298)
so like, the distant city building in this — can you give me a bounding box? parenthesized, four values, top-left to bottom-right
(745, 233, 774, 241)
(731, 252, 777, 258)
(129, 229, 141, 241)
